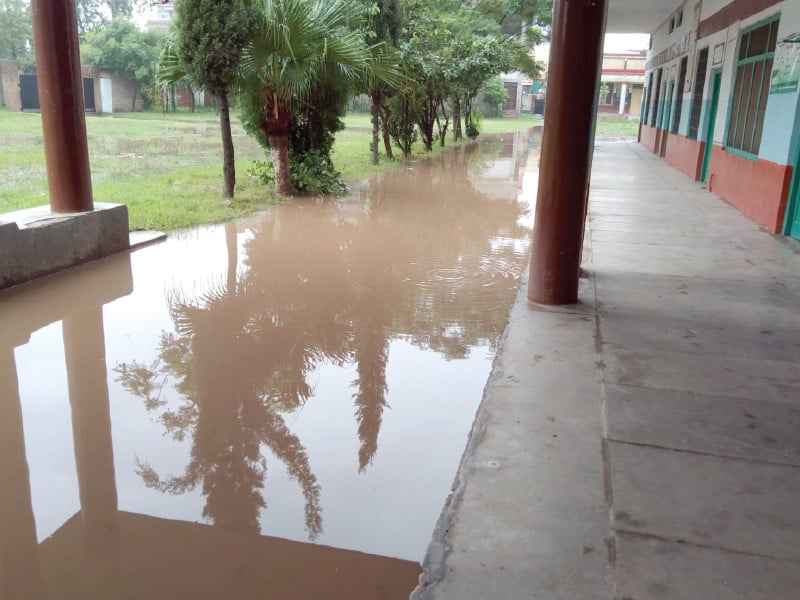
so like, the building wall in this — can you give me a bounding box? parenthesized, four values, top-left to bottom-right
(0, 59, 21, 110)
(100, 70, 145, 113)
(664, 134, 704, 180)
(641, 0, 800, 234)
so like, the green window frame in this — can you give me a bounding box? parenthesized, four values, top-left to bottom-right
(725, 17, 780, 157)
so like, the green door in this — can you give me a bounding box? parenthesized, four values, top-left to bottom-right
(701, 71, 722, 182)
(660, 80, 675, 157)
(785, 139, 800, 239)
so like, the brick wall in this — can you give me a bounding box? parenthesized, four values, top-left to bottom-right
(99, 70, 145, 112)
(0, 59, 21, 110)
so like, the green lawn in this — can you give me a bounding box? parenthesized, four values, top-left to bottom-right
(0, 107, 629, 231)
(594, 115, 641, 138)
(0, 108, 269, 230)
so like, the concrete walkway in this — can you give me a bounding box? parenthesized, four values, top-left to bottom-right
(413, 140, 800, 599)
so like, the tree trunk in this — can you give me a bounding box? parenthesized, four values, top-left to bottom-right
(380, 104, 393, 159)
(188, 85, 195, 113)
(453, 98, 462, 141)
(268, 134, 292, 195)
(370, 92, 381, 165)
(218, 90, 236, 198)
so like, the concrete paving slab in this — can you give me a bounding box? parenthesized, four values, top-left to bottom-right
(614, 532, 800, 600)
(595, 270, 797, 316)
(610, 442, 800, 560)
(413, 283, 611, 600)
(605, 384, 800, 464)
(129, 230, 167, 249)
(598, 308, 800, 362)
(592, 241, 775, 279)
(602, 343, 800, 404)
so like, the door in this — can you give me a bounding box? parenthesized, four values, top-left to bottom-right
(83, 78, 95, 111)
(659, 80, 675, 157)
(19, 74, 39, 110)
(100, 77, 113, 113)
(701, 71, 722, 183)
(786, 135, 800, 239)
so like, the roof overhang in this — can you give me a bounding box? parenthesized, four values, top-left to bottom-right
(607, 0, 686, 33)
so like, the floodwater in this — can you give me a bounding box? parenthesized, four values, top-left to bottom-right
(0, 130, 535, 599)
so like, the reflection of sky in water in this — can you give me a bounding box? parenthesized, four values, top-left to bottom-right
(10, 133, 535, 565)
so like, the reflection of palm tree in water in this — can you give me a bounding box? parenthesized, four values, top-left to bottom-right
(118, 138, 531, 539)
(118, 223, 323, 539)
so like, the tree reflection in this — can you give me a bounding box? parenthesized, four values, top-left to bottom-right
(116, 136, 530, 540)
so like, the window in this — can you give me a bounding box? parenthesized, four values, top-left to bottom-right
(642, 75, 651, 123)
(669, 17, 676, 34)
(672, 57, 688, 134)
(676, 9, 683, 28)
(650, 68, 663, 126)
(726, 18, 779, 156)
(688, 47, 709, 139)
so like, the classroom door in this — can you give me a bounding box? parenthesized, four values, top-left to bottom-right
(701, 71, 722, 183)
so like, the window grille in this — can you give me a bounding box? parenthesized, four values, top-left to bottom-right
(726, 18, 779, 156)
(688, 47, 709, 140)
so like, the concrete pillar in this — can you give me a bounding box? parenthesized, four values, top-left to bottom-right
(30, 0, 94, 213)
(63, 309, 118, 552)
(528, 0, 608, 305)
(0, 349, 43, 600)
(619, 83, 628, 115)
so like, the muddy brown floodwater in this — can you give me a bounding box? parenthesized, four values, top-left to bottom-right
(0, 130, 536, 600)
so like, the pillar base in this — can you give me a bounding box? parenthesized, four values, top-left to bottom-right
(0, 203, 130, 290)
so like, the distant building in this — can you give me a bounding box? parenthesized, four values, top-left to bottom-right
(599, 51, 646, 117)
(142, 1, 175, 32)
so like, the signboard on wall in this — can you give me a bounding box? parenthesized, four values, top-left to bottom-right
(770, 34, 800, 94)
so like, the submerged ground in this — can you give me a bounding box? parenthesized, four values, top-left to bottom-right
(1, 130, 535, 599)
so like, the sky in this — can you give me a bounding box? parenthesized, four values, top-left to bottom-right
(534, 33, 650, 65)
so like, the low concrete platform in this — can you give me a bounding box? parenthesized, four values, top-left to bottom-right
(0, 203, 131, 290)
(413, 141, 800, 599)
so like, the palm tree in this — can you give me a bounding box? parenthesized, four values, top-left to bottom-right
(240, 0, 400, 195)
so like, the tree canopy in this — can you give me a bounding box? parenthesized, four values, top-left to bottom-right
(171, 0, 257, 197)
(0, 0, 33, 67)
(80, 19, 166, 109)
(75, 0, 149, 36)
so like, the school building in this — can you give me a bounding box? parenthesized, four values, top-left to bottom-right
(639, 0, 800, 240)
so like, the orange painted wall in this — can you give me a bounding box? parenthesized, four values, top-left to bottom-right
(707, 146, 792, 233)
(639, 125, 659, 153)
(664, 135, 704, 181)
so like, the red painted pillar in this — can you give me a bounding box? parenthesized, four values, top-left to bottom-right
(528, 0, 607, 305)
(30, 0, 94, 213)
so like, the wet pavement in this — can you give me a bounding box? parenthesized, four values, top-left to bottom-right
(414, 140, 800, 599)
(0, 131, 534, 599)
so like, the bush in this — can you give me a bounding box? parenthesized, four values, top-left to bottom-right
(466, 107, 483, 140)
(248, 150, 347, 196)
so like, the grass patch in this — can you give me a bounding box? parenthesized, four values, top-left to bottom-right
(99, 162, 272, 230)
(0, 108, 271, 230)
(595, 116, 640, 138)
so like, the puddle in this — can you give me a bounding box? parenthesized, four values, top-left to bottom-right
(0, 129, 537, 599)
